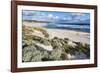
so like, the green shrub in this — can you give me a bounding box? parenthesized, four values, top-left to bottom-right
(49, 48, 62, 60)
(74, 43, 90, 58)
(63, 44, 76, 55)
(22, 51, 33, 62)
(31, 50, 43, 62)
(51, 37, 62, 49)
(60, 52, 68, 60)
(64, 38, 69, 43)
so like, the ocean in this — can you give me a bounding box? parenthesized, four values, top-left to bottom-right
(44, 23, 90, 33)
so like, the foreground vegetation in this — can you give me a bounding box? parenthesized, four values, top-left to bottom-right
(22, 25, 90, 62)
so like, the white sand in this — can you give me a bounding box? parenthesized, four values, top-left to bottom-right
(36, 43, 53, 51)
(46, 28, 90, 44)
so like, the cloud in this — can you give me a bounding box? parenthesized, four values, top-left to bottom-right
(41, 13, 46, 16)
(22, 10, 89, 23)
(71, 13, 84, 16)
(69, 13, 85, 21)
(55, 16, 59, 19)
(22, 11, 37, 16)
(48, 14, 53, 18)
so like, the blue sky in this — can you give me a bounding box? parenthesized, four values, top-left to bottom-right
(22, 10, 90, 23)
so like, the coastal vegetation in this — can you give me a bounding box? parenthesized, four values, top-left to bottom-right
(22, 25, 90, 62)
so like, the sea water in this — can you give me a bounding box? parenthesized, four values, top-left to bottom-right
(44, 23, 90, 33)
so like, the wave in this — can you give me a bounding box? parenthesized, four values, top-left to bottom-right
(44, 23, 90, 32)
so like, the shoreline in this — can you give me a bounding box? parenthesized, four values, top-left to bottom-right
(23, 21, 90, 33)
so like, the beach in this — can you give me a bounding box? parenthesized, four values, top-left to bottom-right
(23, 21, 90, 44)
(47, 29, 90, 44)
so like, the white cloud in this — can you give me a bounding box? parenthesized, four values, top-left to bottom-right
(71, 13, 84, 16)
(48, 14, 53, 18)
(69, 13, 85, 21)
(55, 16, 59, 19)
(63, 17, 67, 20)
(41, 13, 45, 16)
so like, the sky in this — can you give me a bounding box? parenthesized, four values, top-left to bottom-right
(22, 10, 90, 24)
